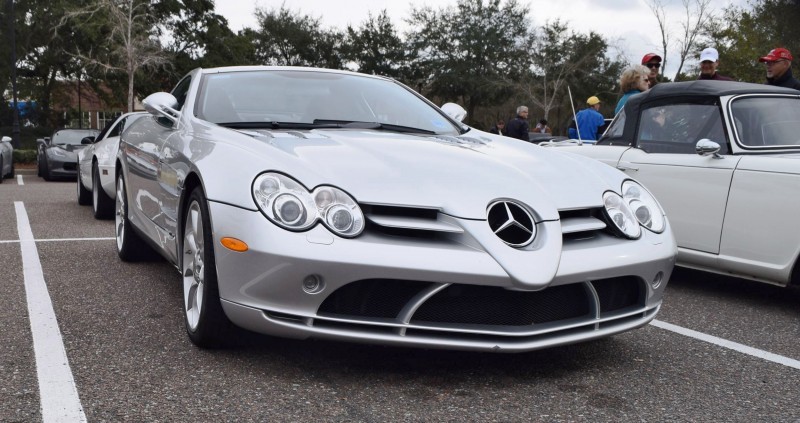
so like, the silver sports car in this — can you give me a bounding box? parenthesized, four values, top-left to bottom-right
(77, 112, 146, 219)
(116, 66, 677, 351)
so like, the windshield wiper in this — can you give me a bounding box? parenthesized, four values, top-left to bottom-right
(313, 120, 437, 135)
(217, 121, 343, 130)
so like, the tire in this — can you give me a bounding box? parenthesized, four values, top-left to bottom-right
(77, 170, 91, 205)
(37, 157, 42, 177)
(182, 187, 232, 348)
(115, 173, 150, 261)
(42, 159, 51, 181)
(8, 160, 13, 179)
(92, 164, 114, 219)
(0, 158, 4, 184)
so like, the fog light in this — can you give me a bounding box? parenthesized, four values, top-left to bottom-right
(651, 271, 664, 289)
(302, 274, 324, 294)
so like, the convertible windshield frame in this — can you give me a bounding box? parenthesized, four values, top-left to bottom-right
(194, 69, 462, 136)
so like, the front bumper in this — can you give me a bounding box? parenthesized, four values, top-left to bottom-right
(210, 202, 676, 352)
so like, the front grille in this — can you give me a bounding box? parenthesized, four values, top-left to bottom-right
(411, 283, 589, 326)
(315, 277, 647, 338)
(63, 162, 77, 171)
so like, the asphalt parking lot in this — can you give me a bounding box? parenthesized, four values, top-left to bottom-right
(1, 170, 799, 422)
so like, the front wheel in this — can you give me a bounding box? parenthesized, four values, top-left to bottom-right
(0, 158, 4, 184)
(115, 174, 150, 261)
(92, 164, 114, 219)
(182, 187, 232, 348)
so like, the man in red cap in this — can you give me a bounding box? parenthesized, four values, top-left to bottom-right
(641, 53, 662, 88)
(759, 47, 800, 90)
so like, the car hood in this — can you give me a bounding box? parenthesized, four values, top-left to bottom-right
(204, 128, 623, 221)
(49, 144, 86, 155)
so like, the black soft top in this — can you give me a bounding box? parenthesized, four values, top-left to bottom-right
(608, 81, 800, 143)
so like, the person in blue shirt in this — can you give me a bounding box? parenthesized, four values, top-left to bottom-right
(575, 96, 605, 142)
(615, 65, 650, 115)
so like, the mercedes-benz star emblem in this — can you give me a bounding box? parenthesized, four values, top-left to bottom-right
(487, 200, 536, 247)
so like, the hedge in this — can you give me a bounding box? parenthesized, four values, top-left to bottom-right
(12, 149, 37, 164)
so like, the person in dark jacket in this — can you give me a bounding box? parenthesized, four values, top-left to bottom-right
(505, 106, 530, 141)
(698, 47, 734, 81)
(488, 119, 505, 135)
(759, 48, 800, 90)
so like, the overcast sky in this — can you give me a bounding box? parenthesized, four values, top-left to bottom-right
(214, 0, 750, 79)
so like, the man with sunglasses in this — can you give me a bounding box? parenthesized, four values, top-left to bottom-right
(641, 53, 662, 88)
(759, 48, 800, 90)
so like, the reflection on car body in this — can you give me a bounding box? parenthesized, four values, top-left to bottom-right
(115, 66, 676, 352)
(549, 80, 800, 287)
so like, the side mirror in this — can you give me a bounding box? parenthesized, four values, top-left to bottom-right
(143, 92, 180, 124)
(81, 136, 96, 145)
(1, 136, 10, 143)
(695, 139, 723, 159)
(441, 103, 467, 122)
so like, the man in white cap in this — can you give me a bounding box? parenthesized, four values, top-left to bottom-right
(698, 47, 734, 81)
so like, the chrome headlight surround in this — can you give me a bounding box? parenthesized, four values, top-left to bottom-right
(603, 191, 641, 239)
(252, 172, 365, 237)
(621, 180, 666, 233)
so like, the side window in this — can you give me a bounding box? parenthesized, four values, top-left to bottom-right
(106, 118, 125, 138)
(637, 103, 728, 154)
(171, 76, 192, 111)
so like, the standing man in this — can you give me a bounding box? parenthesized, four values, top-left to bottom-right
(698, 47, 733, 81)
(575, 96, 605, 142)
(505, 106, 530, 141)
(759, 48, 800, 90)
(641, 53, 662, 88)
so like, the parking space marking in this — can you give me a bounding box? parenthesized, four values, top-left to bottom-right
(15, 201, 87, 422)
(652, 319, 800, 370)
(0, 237, 114, 244)
(17, 174, 24, 185)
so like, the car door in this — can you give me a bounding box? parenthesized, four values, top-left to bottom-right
(617, 102, 741, 255)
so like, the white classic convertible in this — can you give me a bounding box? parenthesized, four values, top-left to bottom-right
(550, 80, 800, 287)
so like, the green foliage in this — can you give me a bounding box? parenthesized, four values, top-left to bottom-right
(251, 5, 344, 68)
(342, 11, 408, 79)
(706, 0, 800, 84)
(12, 149, 37, 164)
(405, 0, 534, 126)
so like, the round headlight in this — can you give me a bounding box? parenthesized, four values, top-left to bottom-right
(603, 191, 641, 239)
(252, 173, 364, 237)
(273, 194, 306, 226)
(622, 180, 665, 233)
(314, 186, 364, 237)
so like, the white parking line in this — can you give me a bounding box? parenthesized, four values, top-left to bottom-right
(17, 174, 24, 185)
(14, 202, 87, 422)
(651, 319, 800, 370)
(0, 237, 114, 244)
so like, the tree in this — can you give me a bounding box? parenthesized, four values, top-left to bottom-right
(705, 0, 800, 84)
(250, 4, 344, 68)
(405, 0, 534, 125)
(518, 20, 622, 122)
(647, 0, 715, 80)
(342, 10, 407, 79)
(60, 0, 171, 112)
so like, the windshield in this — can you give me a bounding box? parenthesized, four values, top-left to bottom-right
(52, 129, 99, 145)
(196, 70, 460, 135)
(730, 96, 800, 148)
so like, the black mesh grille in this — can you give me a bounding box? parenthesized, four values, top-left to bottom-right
(410, 284, 591, 326)
(318, 279, 432, 319)
(591, 276, 644, 314)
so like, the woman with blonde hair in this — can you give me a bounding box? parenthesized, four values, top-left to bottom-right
(614, 65, 650, 115)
